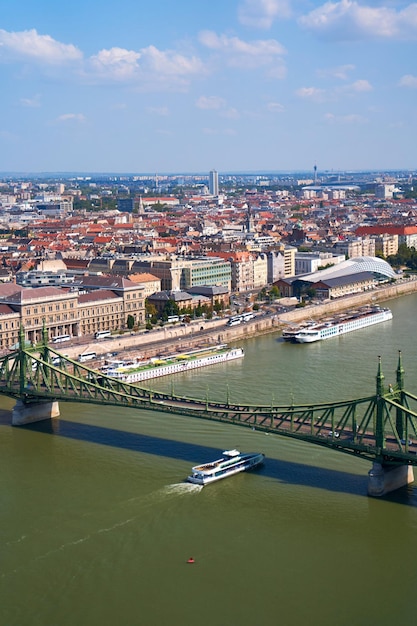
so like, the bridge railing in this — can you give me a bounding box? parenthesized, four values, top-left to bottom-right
(2, 344, 417, 465)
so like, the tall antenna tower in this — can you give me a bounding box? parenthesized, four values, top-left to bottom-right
(314, 164, 317, 185)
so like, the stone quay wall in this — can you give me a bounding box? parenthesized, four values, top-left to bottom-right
(60, 278, 417, 360)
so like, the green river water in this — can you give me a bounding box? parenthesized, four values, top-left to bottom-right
(2, 295, 417, 626)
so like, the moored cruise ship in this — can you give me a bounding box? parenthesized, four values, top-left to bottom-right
(294, 305, 392, 343)
(101, 344, 244, 383)
(282, 320, 315, 342)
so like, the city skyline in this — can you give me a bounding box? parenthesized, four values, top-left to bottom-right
(1, 0, 416, 174)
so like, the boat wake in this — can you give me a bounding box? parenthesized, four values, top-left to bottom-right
(162, 482, 203, 495)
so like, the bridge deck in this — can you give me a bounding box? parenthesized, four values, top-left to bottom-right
(1, 344, 417, 466)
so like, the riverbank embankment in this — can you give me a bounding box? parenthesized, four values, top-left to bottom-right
(60, 277, 417, 361)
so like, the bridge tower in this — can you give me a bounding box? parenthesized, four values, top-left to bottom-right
(368, 356, 414, 496)
(12, 323, 60, 426)
(396, 350, 405, 440)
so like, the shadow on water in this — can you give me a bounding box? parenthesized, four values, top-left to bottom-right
(16, 415, 417, 506)
(2, 407, 416, 506)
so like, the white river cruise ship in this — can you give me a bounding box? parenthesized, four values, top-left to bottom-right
(101, 344, 244, 383)
(293, 305, 393, 343)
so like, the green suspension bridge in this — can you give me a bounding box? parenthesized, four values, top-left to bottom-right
(2, 325, 417, 495)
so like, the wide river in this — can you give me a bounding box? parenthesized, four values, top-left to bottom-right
(2, 295, 417, 626)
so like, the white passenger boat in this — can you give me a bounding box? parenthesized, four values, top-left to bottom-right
(294, 305, 392, 343)
(102, 344, 244, 383)
(282, 325, 303, 342)
(282, 320, 315, 342)
(186, 449, 265, 485)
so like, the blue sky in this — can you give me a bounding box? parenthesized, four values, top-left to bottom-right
(0, 0, 416, 174)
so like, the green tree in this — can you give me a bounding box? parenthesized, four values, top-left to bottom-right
(127, 314, 135, 329)
(145, 300, 158, 324)
(388, 244, 417, 269)
(269, 285, 280, 299)
(161, 299, 179, 321)
(152, 202, 168, 212)
(258, 287, 267, 301)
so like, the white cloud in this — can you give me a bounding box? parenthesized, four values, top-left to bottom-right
(220, 107, 240, 119)
(87, 45, 203, 88)
(196, 96, 240, 119)
(296, 78, 372, 103)
(202, 127, 237, 136)
(296, 86, 326, 101)
(349, 79, 372, 92)
(331, 78, 373, 98)
(316, 64, 355, 80)
(324, 112, 367, 123)
(299, 0, 417, 40)
(199, 30, 286, 70)
(20, 94, 41, 107)
(266, 64, 287, 79)
(266, 101, 285, 112)
(89, 47, 140, 80)
(399, 74, 417, 87)
(140, 45, 203, 76)
(0, 27, 204, 91)
(0, 28, 82, 64)
(56, 113, 86, 123)
(147, 106, 170, 116)
(238, 0, 291, 28)
(196, 95, 226, 110)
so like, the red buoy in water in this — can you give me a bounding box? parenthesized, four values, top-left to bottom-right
(187, 557, 195, 564)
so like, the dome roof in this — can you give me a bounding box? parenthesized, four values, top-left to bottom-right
(303, 256, 396, 283)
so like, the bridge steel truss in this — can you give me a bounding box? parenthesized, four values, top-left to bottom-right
(1, 327, 417, 468)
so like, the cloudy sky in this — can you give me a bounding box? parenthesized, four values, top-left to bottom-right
(0, 0, 416, 174)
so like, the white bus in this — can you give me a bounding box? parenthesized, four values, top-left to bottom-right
(52, 334, 71, 344)
(78, 352, 97, 363)
(167, 315, 180, 323)
(95, 330, 111, 339)
(241, 312, 254, 322)
(227, 316, 242, 327)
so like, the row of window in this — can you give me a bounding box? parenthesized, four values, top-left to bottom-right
(23, 302, 75, 315)
(25, 313, 77, 326)
(125, 292, 141, 299)
(0, 321, 16, 330)
(81, 306, 124, 316)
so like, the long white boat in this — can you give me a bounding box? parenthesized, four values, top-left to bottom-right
(294, 305, 392, 343)
(101, 344, 244, 383)
(186, 449, 265, 485)
(282, 320, 315, 342)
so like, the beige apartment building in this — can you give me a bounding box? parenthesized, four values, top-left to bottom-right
(373, 234, 399, 258)
(0, 285, 79, 349)
(129, 255, 232, 291)
(226, 252, 268, 293)
(252, 254, 268, 291)
(333, 237, 376, 258)
(77, 290, 126, 337)
(0, 279, 145, 350)
(76, 276, 145, 331)
(127, 273, 161, 298)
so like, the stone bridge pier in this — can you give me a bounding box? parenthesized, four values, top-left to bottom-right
(12, 399, 60, 426)
(368, 462, 414, 497)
